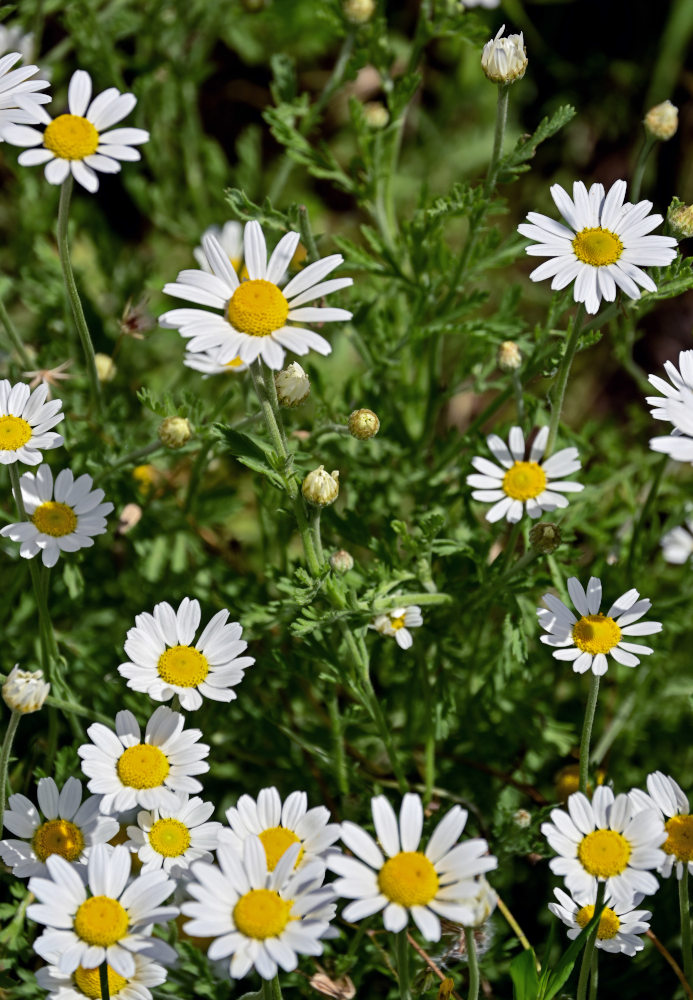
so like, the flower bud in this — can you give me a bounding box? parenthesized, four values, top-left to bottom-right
(668, 198, 693, 240)
(529, 521, 562, 554)
(330, 549, 354, 573)
(343, 0, 375, 24)
(2, 665, 50, 714)
(348, 408, 380, 440)
(481, 25, 527, 84)
(275, 362, 310, 407)
(158, 416, 193, 449)
(497, 340, 522, 371)
(644, 100, 678, 141)
(513, 808, 531, 828)
(363, 101, 389, 129)
(462, 877, 498, 927)
(94, 353, 117, 382)
(302, 466, 339, 507)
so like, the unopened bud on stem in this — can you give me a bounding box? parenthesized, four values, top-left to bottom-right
(158, 416, 193, 449)
(481, 25, 527, 84)
(348, 408, 380, 439)
(302, 466, 340, 507)
(644, 100, 678, 141)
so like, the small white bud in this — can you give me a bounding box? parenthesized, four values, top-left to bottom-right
(158, 416, 193, 449)
(644, 100, 678, 141)
(330, 549, 354, 573)
(2, 665, 50, 714)
(497, 341, 522, 371)
(348, 408, 380, 439)
(460, 877, 498, 927)
(302, 466, 340, 507)
(94, 353, 117, 382)
(275, 362, 310, 407)
(513, 808, 531, 828)
(668, 198, 693, 240)
(363, 101, 389, 129)
(481, 25, 528, 84)
(343, 0, 375, 24)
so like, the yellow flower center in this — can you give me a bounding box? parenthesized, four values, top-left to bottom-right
(31, 501, 78, 537)
(577, 829, 631, 878)
(227, 279, 289, 337)
(572, 615, 622, 656)
(576, 903, 621, 940)
(225, 356, 244, 369)
(258, 826, 304, 871)
(377, 851, 439, 907)
(502, 461, 547, 501)
(663, 815, 693, 863)
(148, 817, 191, 857)
(32, 818, 85, 862)
(116, 744, 170, 789)
(0, 414, 32, 451)
(233, 888, 293, 939)
(157, 645, 209, 688)
(44, 114, 99, 160)
(572, 227, 624, 267)
(73, 896, 129, 947)
(390, 615, 406, 631)
(74, 964, 128, 999)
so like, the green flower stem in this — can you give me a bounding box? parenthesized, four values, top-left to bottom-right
(363, 680, 409, 795)
(680, 873, 693, 988)
(579, 674, 601, 795)
(484, 83, 510, 196)
(261, 975, 283, 1000)
(465, 926, 480, 1000)
(0, 710, 21, 832)
(271, 973, 283, 1000)
(105, 441, 163, 471)
(626, 454, 668, 574)
(310, 507, 324, 565)
(0, 292, 31, 369)
(588, 948, 599, 1000)
(99, 960, 111, 1000)
(373, 592, 452, 611)
(546, 304, 586, 455)
(512, 370, 525, 422)
(328, 688, 349, 797)
(576, 882, 605, 1000)
(631, 134, 657, 202)
(501, 521, 523, 572)
(57, 177, 102, 415)
(298, 205, 320, 265)
(395, 928, 412, 1000)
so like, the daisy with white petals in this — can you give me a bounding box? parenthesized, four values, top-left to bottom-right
(328, 792, 497, 941)
(661, 521, 693, 564)
(3, 69, 149, 192)
(160, 220, 353, 370)
(541, 787, 666, 905)
(467, 426, 583, 523)
(183, 836, 335, 980)
(36, 951, 167, 1000)
(1, 463, 113, 568)
(519, 180, 677, 314)
(0, 777, 118, 878)
(29, 843, 177, 976)
(194, 221, 243, 273)
(0, 50, 50, 137)
(118, 597, 255, 711)
(549, 885, 651, 956)
(184, 348, 247, 377)
(647, 349, 693, 462)
(537, 576, 662, 676)
(126, 793, 221, 875)
(371, 606, 423, 650)
(78, 705, 210, 815)
(629, 772, 693, 880)
(0, 380, 63, 465)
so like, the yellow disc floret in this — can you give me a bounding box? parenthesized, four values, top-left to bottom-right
(572, 615, 622, 656)
(0, 414, 32, 451)
(157, 645, 209, 687)
(502, 461, 547, 501)
(233, 888, 293, 939)
(116, 744, 170, 789)
(74, 964, 128, 999)
(577, 829, 631, 878)
(390, 615, 406, 631)
(572, 227, 624, 267)
(663, 814, 693, 863)
(73, 896, 129, 946)
(378, 851, 439, 907)
(31, 501, 78, 537)
(227, 279, 289, 337)
(576, 903, 621, 940)
(32, 818, 85, 862)
(149, 817, 191, 858)
(258, 826, 304, 871)
(44, 114, 99, 160)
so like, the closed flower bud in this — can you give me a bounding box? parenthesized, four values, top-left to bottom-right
(2, 665, 50, 714)
(529, 521, 562, 554)
(497, 340, 522, 371)
(363, 101, 389, 129)
(302, 466, 339, 506)
(94, 353, 117, 382)
(513, 808, 531, 828)
(275, 362, 310, 407)
(330, 549, 354, 573)
(348, 408, 380, 440)
(668, 198, 693, 240)
(158, 416, 193, 449)
(463, 876, 498, 927)
(481, 25, 527, 84)
(644, 100, 678, 141)
(344, 0, 375, 24)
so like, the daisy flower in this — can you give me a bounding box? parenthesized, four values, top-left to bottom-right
(661, 521, 693, 564)
(126, 792, 221, 875)
(629, 771, 693, 880)
(182, 835, 335, 980)
(549, 885, 651, 957)
(537, 576, 662, 676)
(159, 220, 353, 370)
(118, 597, 255, 711)
(1, 463, 113, 568)
(77, 705, 211, 815)
(541, 787, 666, 905)
(223, 787, 340, 873)
(2, 69, 149, 192)
(371, 606, 423, 650)
(647, 350, 693, 462)
(0, 50, 50, 136)
(36, 952, 167, 1000)
(518, 179, 677, 314)
(183, 347, 247, 377)
(328, 792, 498, 941)
(29, 844, 177, 977)
(467, 425, 583, 523)
(0, 380, 63, 466)
(0, 777, 118, 878)
(194, 221, 243, 273)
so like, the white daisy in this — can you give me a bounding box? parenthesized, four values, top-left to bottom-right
(1, 463, 113, 568)
(0, 50, 50, 137)
(0, 27, 35, 64)
(223, 787, 340, 873)
(184, 348, 247, 377)
(159, 220, 353, 370)
(126, 792, 221, 875)
(537, 576, 662, 676)
(0, 777, 118, 878)
(541, 787, 666, 905)
(629, 771, 693, 880)
(2, 69, 149, 192)
(647, 350, 693, 461)
(117, 597, 255, 711)
(194, 221, 243, 273)
(371, 606, 423, 650)
(467, 425, 583, 523)
(35, 951, 167, 1000)
(518, 179, 677, 314)
(327, 792, 498, 941)
(77, 705, 211, 814)
(549, 885, 651, 957)
(0, 380, 63, 465)
(182, 835, 335, 980)
(661, 521, 693, 564)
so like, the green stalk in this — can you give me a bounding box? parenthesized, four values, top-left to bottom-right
(588, 948, 599, 1000)
(631, 134, 656, 202)
(363, 676, 409, 794)
(680, 872, 693, 988)
(0, 293, 31, 369)
(395, 928, 412, 1000)
(0, 711, 21, 831)
(99, 960, 111, 1000)
(579, 674, 601, 795)
(626, 454, 668, 574)
(484, 83, 510, 196)
(465, 926, 480, 1000)
(328, 688, 349, 797)
(576, 882, 605, 1000)
(271, 973, 283, 1000)
(546, 304, 586, 455)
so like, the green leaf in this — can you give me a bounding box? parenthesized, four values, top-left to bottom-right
(214, 425, 285, 488)
(510, 947, 540, 1000)
(540, 903, 604, 999)
(498, 105, 576, 183)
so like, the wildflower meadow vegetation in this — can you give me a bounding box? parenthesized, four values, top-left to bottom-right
(2, 1, 693, 998)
